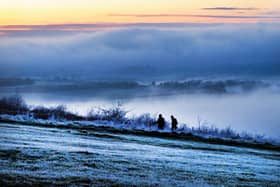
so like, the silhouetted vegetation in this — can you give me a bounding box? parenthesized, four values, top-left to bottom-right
(0, 95, 29, 115)
(31, 105, 84, 121)
(87, 103, 128, 122)
(157, 80, 270, 94)
(129, 113, 156, 127)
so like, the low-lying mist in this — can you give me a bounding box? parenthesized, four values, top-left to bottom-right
(1, 80, 279, 138)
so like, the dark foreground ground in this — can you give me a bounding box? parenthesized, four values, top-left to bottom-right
(0, 123, 279, 187)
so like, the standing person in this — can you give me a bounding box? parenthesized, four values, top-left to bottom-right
(171, 115, 178, 131)
(157, 114, 165, 130)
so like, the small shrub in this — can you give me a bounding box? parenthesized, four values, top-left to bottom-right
(0, 95, 29, 115)
(220, 126, 237, 138)
(52, 105, 68, 119)
(87, 102, 128, 122)
(31, 106, 52, 120)
(31, 105, 83, 120)
(87, 108, 103, 121)
(130, 113, 156, 127)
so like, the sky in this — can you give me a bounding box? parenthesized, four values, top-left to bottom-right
(0, 1, 279, 80)
(0, 0, 280, 26)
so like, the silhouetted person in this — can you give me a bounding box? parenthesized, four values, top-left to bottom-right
(171, 115, 178, 131)
(157, 114, 165, 130)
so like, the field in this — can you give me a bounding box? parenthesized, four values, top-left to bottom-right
(0, 122, 279, 186)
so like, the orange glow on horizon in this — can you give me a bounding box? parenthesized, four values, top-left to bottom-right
(0, 0, 279, 26)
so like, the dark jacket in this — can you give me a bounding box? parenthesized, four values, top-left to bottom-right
(171, 117, 178, 131)
(157, 116, 165, 130)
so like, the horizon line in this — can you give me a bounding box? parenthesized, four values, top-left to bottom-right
(109, 14, 280, 19)
(1, 22, 279, 27)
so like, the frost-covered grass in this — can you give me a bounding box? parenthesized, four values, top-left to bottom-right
(0, 95, 278, 145)
(1, 123, 279, 186)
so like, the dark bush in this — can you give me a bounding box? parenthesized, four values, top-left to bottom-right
(0, 95, 29, 115)
(31, 105, 84, 120)
(87, 103, 128, 122)
(31, 106, 52, 120)
(130, 113, 156, 127)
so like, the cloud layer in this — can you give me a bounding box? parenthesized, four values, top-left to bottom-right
(202, 7, 258, 11)
(110, 14, 280, 20)
(0, 23, 279, 80)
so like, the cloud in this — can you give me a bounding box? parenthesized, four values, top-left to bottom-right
(202, 7, 258, 11)
(0, 24, 126, 33)
(0, 23, 222, 37)
(263, 10, 280, 16)
(0, 23, 222, 31)
(109, 14, 280, 20)
(0, 23, 279, 80)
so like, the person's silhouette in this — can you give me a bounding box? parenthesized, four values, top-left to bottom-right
(157, 114, 165, 130)
(171, 115, 178, 131)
